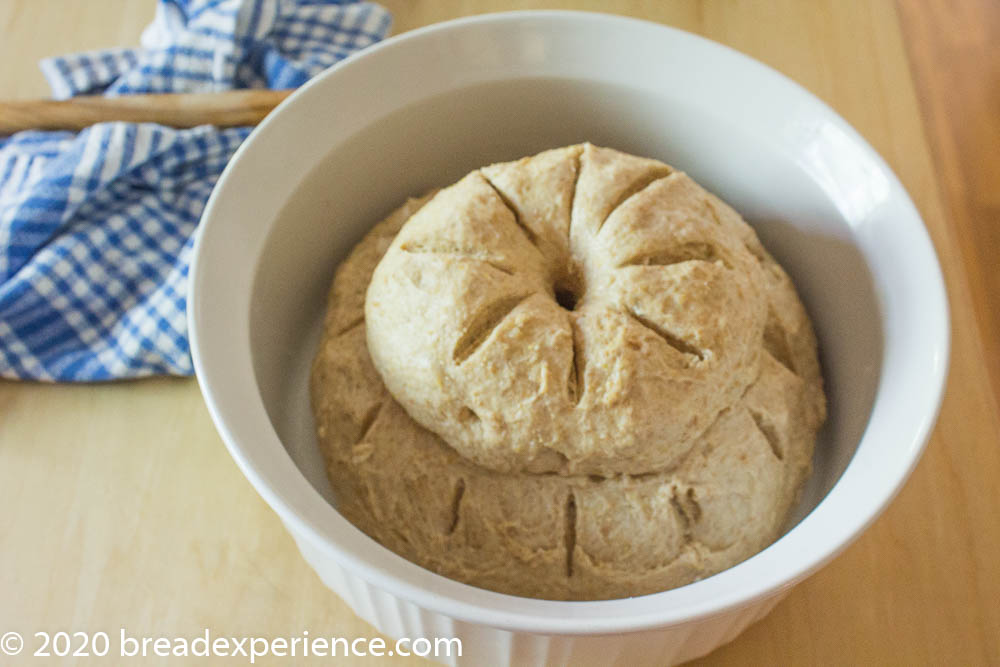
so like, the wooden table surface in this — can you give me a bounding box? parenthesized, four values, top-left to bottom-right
(1, 1, 998, 665)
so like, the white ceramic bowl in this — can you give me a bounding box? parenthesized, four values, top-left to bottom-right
(189, 11, 948, 666)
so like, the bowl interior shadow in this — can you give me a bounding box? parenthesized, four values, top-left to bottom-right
(249, 77, 883, 539)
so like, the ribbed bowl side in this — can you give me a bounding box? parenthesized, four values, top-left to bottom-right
(289, 523, 787, 666)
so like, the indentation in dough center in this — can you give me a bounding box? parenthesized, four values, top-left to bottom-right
(556, 288, 578, 311)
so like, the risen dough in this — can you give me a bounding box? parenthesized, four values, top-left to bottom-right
(310, 144, 825, 600)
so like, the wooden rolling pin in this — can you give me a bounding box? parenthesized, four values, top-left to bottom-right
(0, 89, 293, 135)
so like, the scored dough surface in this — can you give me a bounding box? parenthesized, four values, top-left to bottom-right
(311, 144, 825, 600)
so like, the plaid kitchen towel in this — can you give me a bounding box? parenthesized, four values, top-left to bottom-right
(0, 0, 390, 380)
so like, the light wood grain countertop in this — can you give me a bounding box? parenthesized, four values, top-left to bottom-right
(1, 1, 998, 665)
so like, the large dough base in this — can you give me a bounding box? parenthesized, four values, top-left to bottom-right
(310, 147, 825, 600)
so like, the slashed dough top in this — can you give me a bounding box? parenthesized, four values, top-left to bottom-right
(366, 144, 781, 475)
(310, 144, 826, 600)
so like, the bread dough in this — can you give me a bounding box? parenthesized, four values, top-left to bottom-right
(311, 144, 825, 600)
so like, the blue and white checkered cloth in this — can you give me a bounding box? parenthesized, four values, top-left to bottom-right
(0, 0, 389, 381)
